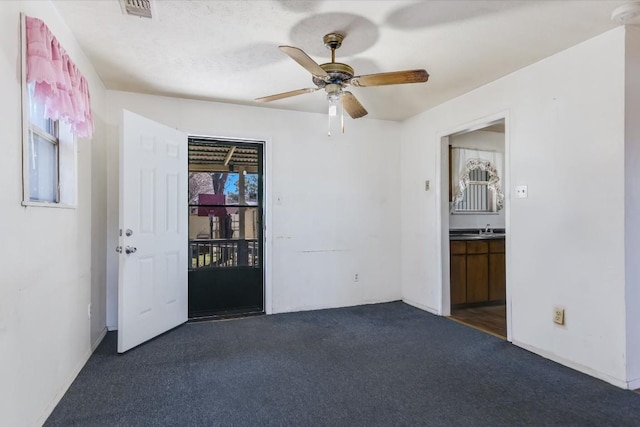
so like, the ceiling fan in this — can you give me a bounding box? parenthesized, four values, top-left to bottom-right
(255, 33, 429, 120)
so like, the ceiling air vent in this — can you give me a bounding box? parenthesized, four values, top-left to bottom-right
(120, 0, 153, 18)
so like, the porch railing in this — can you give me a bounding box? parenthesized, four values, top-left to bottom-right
(189, 239, 259, 269)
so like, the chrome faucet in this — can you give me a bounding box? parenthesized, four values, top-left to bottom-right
(484, 224, 492, 234)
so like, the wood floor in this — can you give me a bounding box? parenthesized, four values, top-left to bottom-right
(450, 304, 507, 339)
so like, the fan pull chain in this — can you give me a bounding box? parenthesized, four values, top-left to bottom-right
(341, 98, 345, 134)
(327, 95, 345, 137)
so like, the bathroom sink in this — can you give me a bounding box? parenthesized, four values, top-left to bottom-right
(449, 232, 505, 240)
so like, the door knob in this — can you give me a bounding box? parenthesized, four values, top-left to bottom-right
(125, 246, 137, 254)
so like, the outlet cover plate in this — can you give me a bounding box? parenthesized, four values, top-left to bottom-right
(515, 185, 528, 199)
(553, 307, 565, 325)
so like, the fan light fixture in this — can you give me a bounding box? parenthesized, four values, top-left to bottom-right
(255, 33, 430, 136)
(611, 2, 640, 24)
(327, 91, 344, 136)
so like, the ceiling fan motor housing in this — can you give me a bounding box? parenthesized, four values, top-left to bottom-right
(313, 62, 354, 90)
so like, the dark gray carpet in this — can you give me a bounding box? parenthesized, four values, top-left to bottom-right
(46, 302, 640, 426)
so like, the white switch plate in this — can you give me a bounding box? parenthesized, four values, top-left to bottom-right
(515, 185, 528, 199)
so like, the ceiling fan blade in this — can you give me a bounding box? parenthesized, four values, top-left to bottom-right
(350, 69, 429, 87)
(342, 91, 368, 119)
(279, 46, 328, 77)
(255, 87, 318, 103)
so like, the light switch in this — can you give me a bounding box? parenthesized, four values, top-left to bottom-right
(425, 180, 430, 191)
(515, 185, 528, 199)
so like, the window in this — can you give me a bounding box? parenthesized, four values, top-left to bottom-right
(26, 82, 59, 203)
(22, 73, 76, 207)
(22, 84, 76, 206)
(450, 148, 504, 214)
(454, 168, 490, 212)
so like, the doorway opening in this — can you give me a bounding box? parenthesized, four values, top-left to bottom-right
(441, 118, 508, 339)
(187, 137, 264, 320)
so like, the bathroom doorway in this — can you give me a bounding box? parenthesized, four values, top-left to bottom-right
(440, 117, 509, 339)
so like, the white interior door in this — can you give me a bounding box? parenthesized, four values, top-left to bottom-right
(118, 110, 188, 353)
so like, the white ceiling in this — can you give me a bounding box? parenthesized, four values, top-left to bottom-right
(52, 0, 623, 121)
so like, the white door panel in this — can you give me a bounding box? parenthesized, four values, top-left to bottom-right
(118, 110, 188, 353)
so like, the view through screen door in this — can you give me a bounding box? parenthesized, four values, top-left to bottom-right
(187, 139, 264, 319)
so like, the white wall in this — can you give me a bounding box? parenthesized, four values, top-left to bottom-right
(449, 130, 505, 229)
(401, 27, 631, 387)
(105, 91, 402, 327)
(624, 26, 640, 389)
(0, 1, 107, 426)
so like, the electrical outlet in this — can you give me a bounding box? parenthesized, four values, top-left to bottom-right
(88, 303, 92, 319)
(353, 273, 359, 282)
(553, 307, 565, 325)
(515, 185, 528, 199)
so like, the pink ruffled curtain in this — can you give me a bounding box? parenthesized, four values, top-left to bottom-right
(25, 16, 93, 138)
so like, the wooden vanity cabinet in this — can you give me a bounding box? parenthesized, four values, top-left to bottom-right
(450, 238, 505, 307)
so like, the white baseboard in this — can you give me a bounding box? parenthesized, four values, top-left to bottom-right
(398, 303, 634, 390)
(37, 327, 108, 425)
(512, 339, 629, 389)
(402, 298, 441, 315)
(271, 297, 401, 315)
(92, 327, 108, 351)
(627, 377, 640, 390)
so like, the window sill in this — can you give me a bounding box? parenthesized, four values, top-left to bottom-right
(22, 200, 77, 209)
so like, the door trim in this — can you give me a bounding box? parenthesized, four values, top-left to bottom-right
(436, 111, 512, 342)
(187, 134, 272, 315)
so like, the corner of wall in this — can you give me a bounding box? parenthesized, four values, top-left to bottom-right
(624, 23, 640, 386)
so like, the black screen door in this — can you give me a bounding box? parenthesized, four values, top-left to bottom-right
(187, 139, 264, 319)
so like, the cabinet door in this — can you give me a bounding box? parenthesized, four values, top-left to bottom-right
(450, 254, 467, 305)
(489, 239, 505, 253)
(450, 241, 466, 255)
(489, 253, 506, 301)
(467, 240, 489, 254)
(466, 254, 489, 303)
